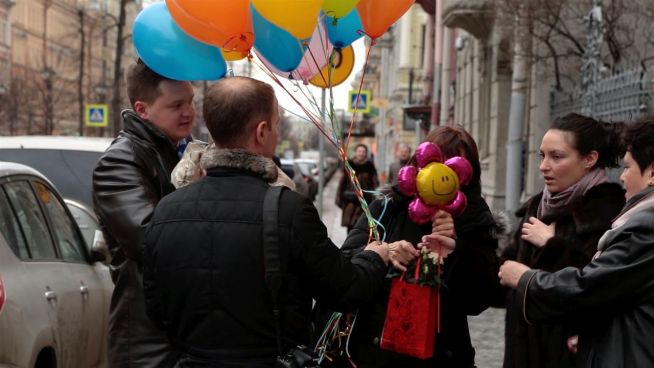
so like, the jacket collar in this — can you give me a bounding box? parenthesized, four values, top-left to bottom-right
(200, 146, 278, 183)
(121, 109, 176, 150)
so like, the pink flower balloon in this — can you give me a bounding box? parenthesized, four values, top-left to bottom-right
(397, 165, 418, 196)
(415, 141, 442, 168)
(397, 142, 471, 224)
(444, 157, 473, 186)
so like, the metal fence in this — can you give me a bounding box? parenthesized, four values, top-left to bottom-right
(551, 67, 654, 122)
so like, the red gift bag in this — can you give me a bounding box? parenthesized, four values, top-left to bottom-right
(379, 258, 440, 359)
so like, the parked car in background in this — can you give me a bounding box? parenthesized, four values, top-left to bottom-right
(295, 158, 321, 184)
(281, 158, 318, 201)
(0, 136, 112, 251)
(0, 161, 112, 367)
(0, 136, 113, 210)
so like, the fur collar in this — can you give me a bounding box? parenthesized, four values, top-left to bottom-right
(200, 146, 278, 183)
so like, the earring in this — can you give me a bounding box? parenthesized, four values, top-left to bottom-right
(649, 182, 654, 187)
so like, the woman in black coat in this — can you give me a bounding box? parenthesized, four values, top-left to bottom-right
(500, 113, 625, 368)
(336, 126, 502, 368)
(336, 144, 379, 232)
(499, 118, 654, 368)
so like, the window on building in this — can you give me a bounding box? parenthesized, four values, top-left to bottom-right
(0, 17, 8, 46)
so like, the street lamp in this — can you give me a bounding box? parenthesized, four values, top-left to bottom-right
(41, 66, 56, 135)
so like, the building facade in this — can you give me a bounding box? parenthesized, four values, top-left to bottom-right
(1, 0, 141, 136)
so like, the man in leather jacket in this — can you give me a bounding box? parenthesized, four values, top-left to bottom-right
(93, 62, 195, 367)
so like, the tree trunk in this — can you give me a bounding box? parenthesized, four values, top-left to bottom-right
(78, 10, 86, 136)
(111, 0, 129, 137)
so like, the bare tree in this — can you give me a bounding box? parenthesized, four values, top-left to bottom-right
(499, 0, 654, 91)
(111, 0, 130, 137)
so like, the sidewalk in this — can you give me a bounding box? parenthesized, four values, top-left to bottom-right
(317, 170, 348, 247)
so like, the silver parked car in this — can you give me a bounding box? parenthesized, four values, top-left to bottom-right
(0, 161, 112, 367)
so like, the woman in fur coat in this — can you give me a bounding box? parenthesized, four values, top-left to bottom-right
(500, 113, 626, 368)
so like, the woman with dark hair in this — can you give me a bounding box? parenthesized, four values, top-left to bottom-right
(336, 143, 379, 232)
(499, 118, 654, 368)
(500, 113, 626, 368)
(335, 126, 503, 367)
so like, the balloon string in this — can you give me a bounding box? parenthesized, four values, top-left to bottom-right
(251, 57, 338, 147)
(251, 41, 384, 244)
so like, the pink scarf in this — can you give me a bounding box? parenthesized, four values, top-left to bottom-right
(538, 168, 608, 219)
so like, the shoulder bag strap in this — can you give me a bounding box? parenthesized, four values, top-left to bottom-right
(262, 185, 284, 356)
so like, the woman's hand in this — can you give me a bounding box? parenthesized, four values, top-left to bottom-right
(387, 240, 419, 272)
(498, 261, 531, 288)
(521, 217, 555, 247)
(417, 234, 456, 259)
(431, 210, 456, 239)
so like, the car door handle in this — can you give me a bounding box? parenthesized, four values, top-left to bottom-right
(44, 291, 57, 301)
(80, 285, 89, 295)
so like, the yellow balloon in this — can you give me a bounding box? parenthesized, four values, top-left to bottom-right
(416, 162, 459, 205)
(251, 0, 322, 39)
(309, 45, 355, 88)
(221, 49, 248, 61)
(322, 0, 359, 18)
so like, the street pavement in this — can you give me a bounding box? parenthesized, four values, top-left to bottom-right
(318, 171, 505, 368)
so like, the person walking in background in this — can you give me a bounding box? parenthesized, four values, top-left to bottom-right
(93, 61, 195, 367)
(334, 126, 504, 368)
(387, 143, 412, 185)
(500, 113, 626, 368)
(335, 143, 379, 232)
(499, 118, 654, 368)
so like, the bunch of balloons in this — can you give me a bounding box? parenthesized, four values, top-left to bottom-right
(133, 0, 415, 85)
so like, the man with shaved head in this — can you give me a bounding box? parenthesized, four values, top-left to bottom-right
(142, 77, 417, 367)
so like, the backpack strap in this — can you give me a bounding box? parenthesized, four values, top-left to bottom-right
(262, 185, 284, 356)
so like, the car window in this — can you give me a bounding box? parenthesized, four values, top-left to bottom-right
(3, 180, 56, 260)
(0, 188, 30, 259)
(66, 201, 99, 250)
(33, 182, 86, 262)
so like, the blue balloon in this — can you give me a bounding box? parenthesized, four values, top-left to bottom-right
(133, 3, 226, 81)
(325, 9, 364, 48)
(252, 4, 307, 73)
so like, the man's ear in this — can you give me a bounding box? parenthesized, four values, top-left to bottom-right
(134, 101, 149, 120)
(254, 120, 269, 145)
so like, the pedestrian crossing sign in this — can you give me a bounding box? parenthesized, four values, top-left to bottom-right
(348, 90, 371, 114)
(85, 104, 108, 127)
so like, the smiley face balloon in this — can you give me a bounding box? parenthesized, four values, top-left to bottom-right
(397, 142, 473, 224)
(416, 162, 459, 205)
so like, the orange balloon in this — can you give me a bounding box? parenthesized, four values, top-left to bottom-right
(250, 0, 322, 39)
(356, 0, 414, 39)
(309, 46, 355, 88)
(166, 0, 254, 53)
(221, 50, 248, 61)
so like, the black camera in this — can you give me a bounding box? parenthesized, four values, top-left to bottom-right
(275, 346, 321, 368)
